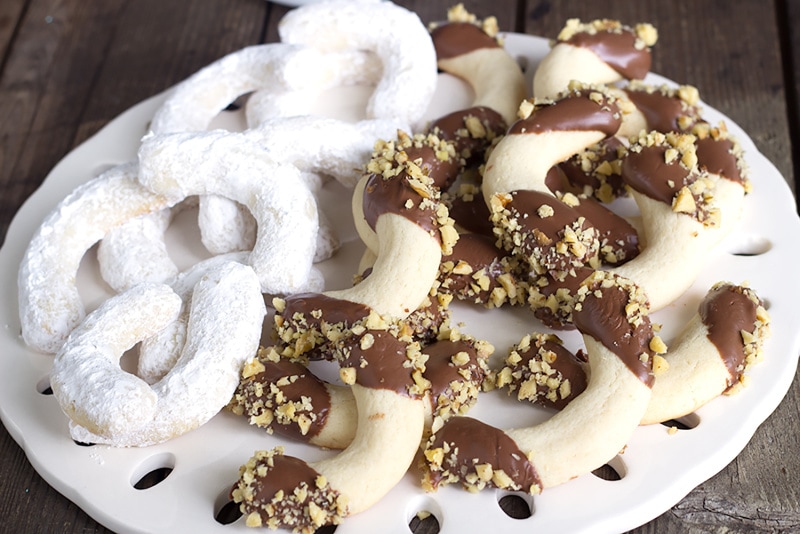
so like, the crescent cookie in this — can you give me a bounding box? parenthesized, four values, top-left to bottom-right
(137, 129, 322, 295)
(278, 0, 437, 129)
(18, 162, 175, 354)
(53, 261, 266, 447)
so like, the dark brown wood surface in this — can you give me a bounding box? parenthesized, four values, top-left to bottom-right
(1, 1, 798, 532)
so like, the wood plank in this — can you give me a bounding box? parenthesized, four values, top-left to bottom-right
(393, 0, 520, 31)
(71, 0, 266, 145)
(262, 1, 520, 45)
(0, 0, 27, 63)
(783, 0, 800, 201)
(0, 426, 113, 533)
(0, 0, 125, 241)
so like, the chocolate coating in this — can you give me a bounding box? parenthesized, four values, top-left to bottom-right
(423, 339, 485, 407)
(448, 192, 494, 236)
(363, 172, 439, 241)
(571, 277, 654, 387)
(699, 284, 759, 388)
(696, 136, 744, 183)
(503, 189, 598, 272)
(624, 87, 700, 133)
(431, 22, 500, 60)
(249, 454, 318, 502)
(426, 416, 541, 492)
(621, 144, 689, 205)
(439, 233, 511, 302)
(558, 136, 627, 199)
(530, 266, 594, 329)
(509, 336, 588, 410)
(405, 144, 463, 190)
(571, 195, 639, 264)
(342, 330, 417, 396)
(403, 296, 449, 345)
(233, 449, 343, 531)
(283, 293, 371, 328)
(238, 359, 331, 442)
(430, 106, 507, 172)
(565, 29, 651, 80)
(279, 293, 372, 360)
(509, 92, 621, 136)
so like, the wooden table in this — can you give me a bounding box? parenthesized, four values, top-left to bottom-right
(1, 1, 799, 532)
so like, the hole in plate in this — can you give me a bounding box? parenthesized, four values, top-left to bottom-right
(725, 234, 772, 256)
(591, 454, 627, 481)
(130, 452, 176, 490)
(214, 500, 242, 526)
(36, 375, 53, 395)
(407, 496, 443, 533)
(497, 491, 534, 519)
(133, 467, 173, 490)
(408, 512, 440, 534)
(516, 55, 529, 72)
(659, 412, 701, 431)
(213, 484, 242, 526)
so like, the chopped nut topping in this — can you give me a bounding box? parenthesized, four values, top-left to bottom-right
(557, 18, 657, 51)
(537, 204, 555, 218)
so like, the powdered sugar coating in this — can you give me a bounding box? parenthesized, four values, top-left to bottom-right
(149, 43, 321, 135)
(58, 261, 266, 447)
(245, 48, 383, 126)
(18, 162, 175, 354)
(137, 129, 322, 295)
(248, 116, 404, 188)
(278, 0, 437, 129)
(50, 283, 181, 437)
(97, 207, 177, 292)
(137, 252, 249, 385)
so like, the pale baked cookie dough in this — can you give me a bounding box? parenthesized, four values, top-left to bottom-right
(498, 282, 770, 426)
(429, 3, 526, 126)
(533, 18, 657, 100)
(423, 272, 658, 493)
(230, 332, 492, 449)
(231, 131, 461, 532)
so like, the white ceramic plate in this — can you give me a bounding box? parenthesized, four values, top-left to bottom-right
(1, 33, 799, 534)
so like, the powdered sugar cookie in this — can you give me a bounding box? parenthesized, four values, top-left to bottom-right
(18, 162, 174, 354)
(58, 261, 265, 447)
(137, 129, 322, 295)
(96, 207, 177, 293)
(278, 0, 437, 129)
